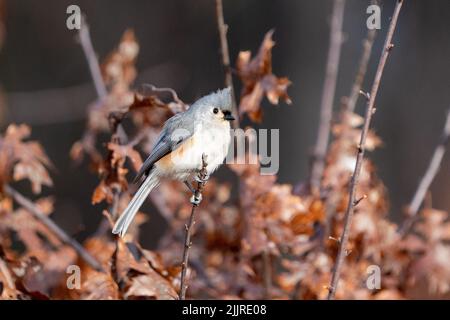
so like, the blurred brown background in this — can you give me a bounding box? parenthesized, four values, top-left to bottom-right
(1, 0, 450, 247)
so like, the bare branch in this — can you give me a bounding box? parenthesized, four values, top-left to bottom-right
(346, 27, 377, 113)
(344, 0, 379, 114)
(215, 0, 239, 127)
(353, 194, 367, 206)
(327, 0, 404, 300)
(323, 18, 376, 245)
(408, 109, 450, 215)
(399, 108, 450, 236)
(310, 0, 346, 193)
(359, 90, 371, 101)
(179, 154, 208, 300)
(140, 84, 185, 106)
(78, 16, 108, 101)
(4, 185, 104, 272)
(78, 15, 134, 236)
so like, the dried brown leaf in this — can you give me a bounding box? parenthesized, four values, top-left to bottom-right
(236, 30, 292, 123)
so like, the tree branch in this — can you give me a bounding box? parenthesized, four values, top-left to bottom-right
(215, 0, 239, 127)
(4, 185, 104, 272)
(323, 8, 377, 245)
(78, 15, 133, 236)
(327, 0, 404, 300)
(310, 0, 346, 193)
(141, 84, 185, 106)
(179, 154, 208, 300)
(399, 107, 450, 236)
(78, 16, 108, 101)
(345, 25, 376, 113)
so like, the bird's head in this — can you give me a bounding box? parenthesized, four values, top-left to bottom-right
(190, 87, 235, 124)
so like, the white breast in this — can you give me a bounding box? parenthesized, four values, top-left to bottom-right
(198, 123, 231, 174)
(155, 122, 231, 180)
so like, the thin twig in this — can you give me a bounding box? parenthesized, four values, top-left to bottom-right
(4, 185, 104, 272)
(323, 22, 377, 245)
(179, 154, 208, 300)
(141, 84, 185, 106)
(78, 15, 132, 235)
(215, 0, 239, 127)
(77, 17, 110, 167)
(78, 16, 108, 100)
(399, 108, 450, 236)
(345, 25, 377, 113)
(215, 0, 254, 295)
(327, 0, 404, 300)
(79, 15, 128, 150)
(310, 0, 346, 193)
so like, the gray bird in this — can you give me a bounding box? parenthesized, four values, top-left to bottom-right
(112, 88, 234, 237)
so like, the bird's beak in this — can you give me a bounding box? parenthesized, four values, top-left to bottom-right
(223, 111, 235, 121)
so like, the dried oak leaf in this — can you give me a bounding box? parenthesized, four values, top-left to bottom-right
(124, 271, 178, 300)
(102, 29, 139, 98)
(409, 209, 450, 295)
(80, 272, 119, 300)
(236, 30, 291, 122)
(130, 92, 185, 128)
(3, 205, 63, 261)
(415, 208, 450, 243)
(115, 241, 177, 300)
(108, 142, 143, 173)
(410, 243, 450, 296)
(0, 247, 22, 299)
(279, 252, 332, 299)
(77, 237, 118, 299)
(16, 247, 76, 298)
(71, 29, 141, 168)
(91, 180, 111, 205)
(0, 124, 52, 193)
(290, 198, 325, 236)
(91, 142, 133, 205)
(83, 236, 116, 268)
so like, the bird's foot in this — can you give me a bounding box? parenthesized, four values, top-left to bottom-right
(195, 174, 209, 184)
(190, 193, 203, 206)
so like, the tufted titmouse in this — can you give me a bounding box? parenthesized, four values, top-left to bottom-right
(112, 88, 234, 237)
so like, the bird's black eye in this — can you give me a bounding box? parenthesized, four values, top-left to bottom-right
(213, 107, 219, 114)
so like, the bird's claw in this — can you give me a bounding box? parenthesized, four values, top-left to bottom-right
(190, 193, 203, 206)
(195, 174, 209, 183)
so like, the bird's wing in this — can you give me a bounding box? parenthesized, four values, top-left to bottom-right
(133, 112, 193, 184)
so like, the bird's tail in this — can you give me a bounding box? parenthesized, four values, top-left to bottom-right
(112, 170, 159, 237)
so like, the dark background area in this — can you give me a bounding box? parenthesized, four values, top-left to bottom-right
(1, 0, 450, 247)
